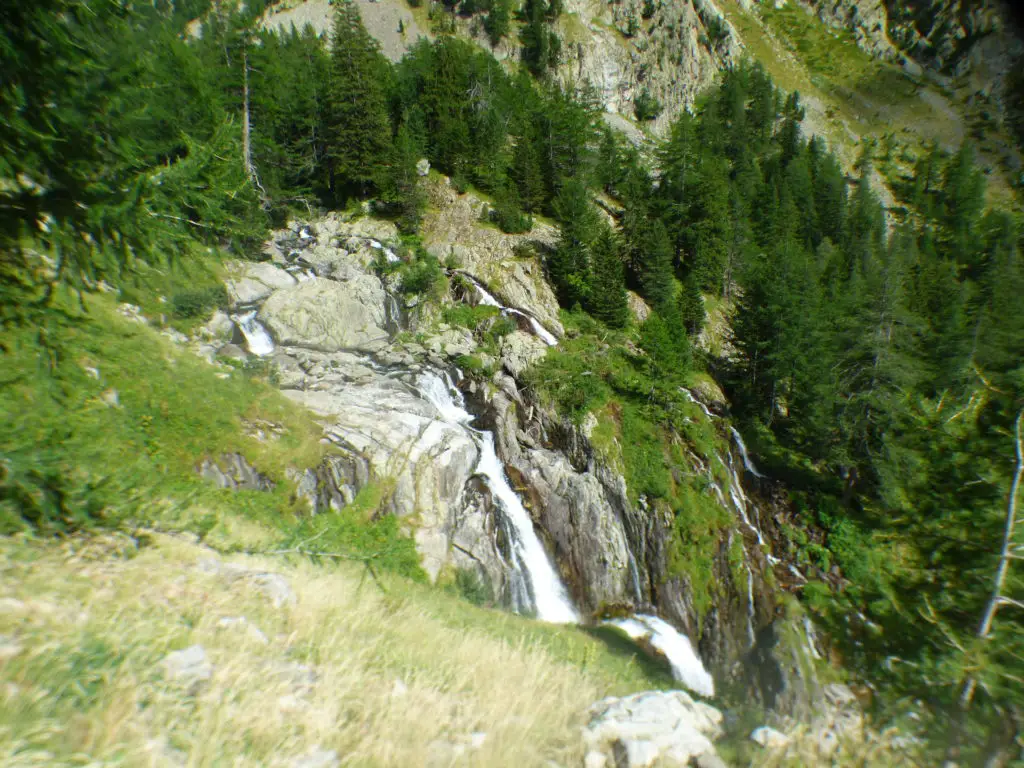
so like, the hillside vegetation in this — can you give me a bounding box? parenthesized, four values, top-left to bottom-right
(2, 0, 1023, 763)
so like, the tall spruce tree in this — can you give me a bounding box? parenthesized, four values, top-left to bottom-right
(587, 226, 630, 328)
(327, 0, 393, 199)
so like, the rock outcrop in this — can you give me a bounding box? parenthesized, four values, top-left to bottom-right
(583, 690, 725, 767)
(259, 276, 389, 353)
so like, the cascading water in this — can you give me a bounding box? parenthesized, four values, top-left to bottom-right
(416, 371, 720, 689)
(460, 273, 558, 347)
(234, 311, 274, 356)
(606, 615, 715, 697)
(475, 431, 579, 623)
(730, 427, 764, 478)
(415, 371, 578, 624)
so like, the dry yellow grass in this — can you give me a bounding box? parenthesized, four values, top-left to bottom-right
(0, 531, 671, 767)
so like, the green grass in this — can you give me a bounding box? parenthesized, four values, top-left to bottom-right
(0, 275, 427, 577)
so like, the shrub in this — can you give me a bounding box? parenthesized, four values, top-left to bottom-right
(171, 284, 227, 319)
(633, 89, 662, 122)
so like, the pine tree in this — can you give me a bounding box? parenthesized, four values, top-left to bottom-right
(637, 219, 676, 312)
(587, 226, 630, 328)
(484, 0, 512, 45)
(327, 0, 393, 199)
(549, 179, 599, 308)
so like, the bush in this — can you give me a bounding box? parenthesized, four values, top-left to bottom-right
(171, 285, 227, 319)
(399, 250, 444, 296)
(491, 201, 533, 234)
(633, 89, 662, 122)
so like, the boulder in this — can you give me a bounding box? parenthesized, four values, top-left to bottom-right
(499, 331, 547, 379)
(416, 158, 431, 176)
(259, 277, 388, 353)
(195, 558, 296, 608)
(160, 645, 212, 694)
(750, 726, 789, 749)
(583, 690, 725, 767)
(424, 328, 476, 359)
(225, 261, 296, 307)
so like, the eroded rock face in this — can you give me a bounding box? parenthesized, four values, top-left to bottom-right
(556, 0, 742, 132)
(259, 276, 388, 353)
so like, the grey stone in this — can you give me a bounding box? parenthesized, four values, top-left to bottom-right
(199, 310, 234, 341)
(198, 454, 275, 492)
(499, 330, 547, 378)
(195, 559, 296, 607)
(259, 277, 388, 353)
(416, 158, 430, 176)
(694, 751, 729, 768)
(583, 691, 724, 767)
(225, 261, 297, 307)
(750, 726, 789, 749)
(160, 645, 212, 694)
(216, 344, 249, 362)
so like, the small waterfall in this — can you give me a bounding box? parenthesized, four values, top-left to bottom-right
(461, 273, 558, 347)
(476, 431, 578, 623)
(607, 615, 715, 697)
(369, 239, 400, 263)
(234, 311, 274, 356)
(415, 371, 577, 624)
(730, 427, 764, 478)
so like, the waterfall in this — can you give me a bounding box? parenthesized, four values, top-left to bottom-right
(416, 370, 723, 688)
(369, 239, 400, 263)
(460, 273, 558, 347)
(606, 615, 715, 697)
(415, 371, 577, 624)
(745, 555, 756, 648)
(234, 311, 274, 356)
(730, 427, 764, 478)
(475, 431, 578, 623)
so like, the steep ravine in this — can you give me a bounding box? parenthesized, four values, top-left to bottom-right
(201, 206, 832, 721)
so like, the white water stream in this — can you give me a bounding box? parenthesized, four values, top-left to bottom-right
(416, 371, 577, 624)
(234, 311, 275, 356)
(464, 275, 559, 347)
(607, 615, 716, 697)
(414, 370, 718, 691)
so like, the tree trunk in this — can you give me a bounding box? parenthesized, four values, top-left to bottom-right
(959, 408, 1023, 709)
(242, 50, 270, 210)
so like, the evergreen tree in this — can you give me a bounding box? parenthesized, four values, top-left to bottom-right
(327, 0, 393, 198)
(549, 179, 599, 308)
(637, 219, 676, 312)
(484, 0, 512, 45)
(586, 227, 630, 328)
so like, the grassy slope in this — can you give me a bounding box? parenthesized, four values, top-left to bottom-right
(0, 532, 672, 767)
